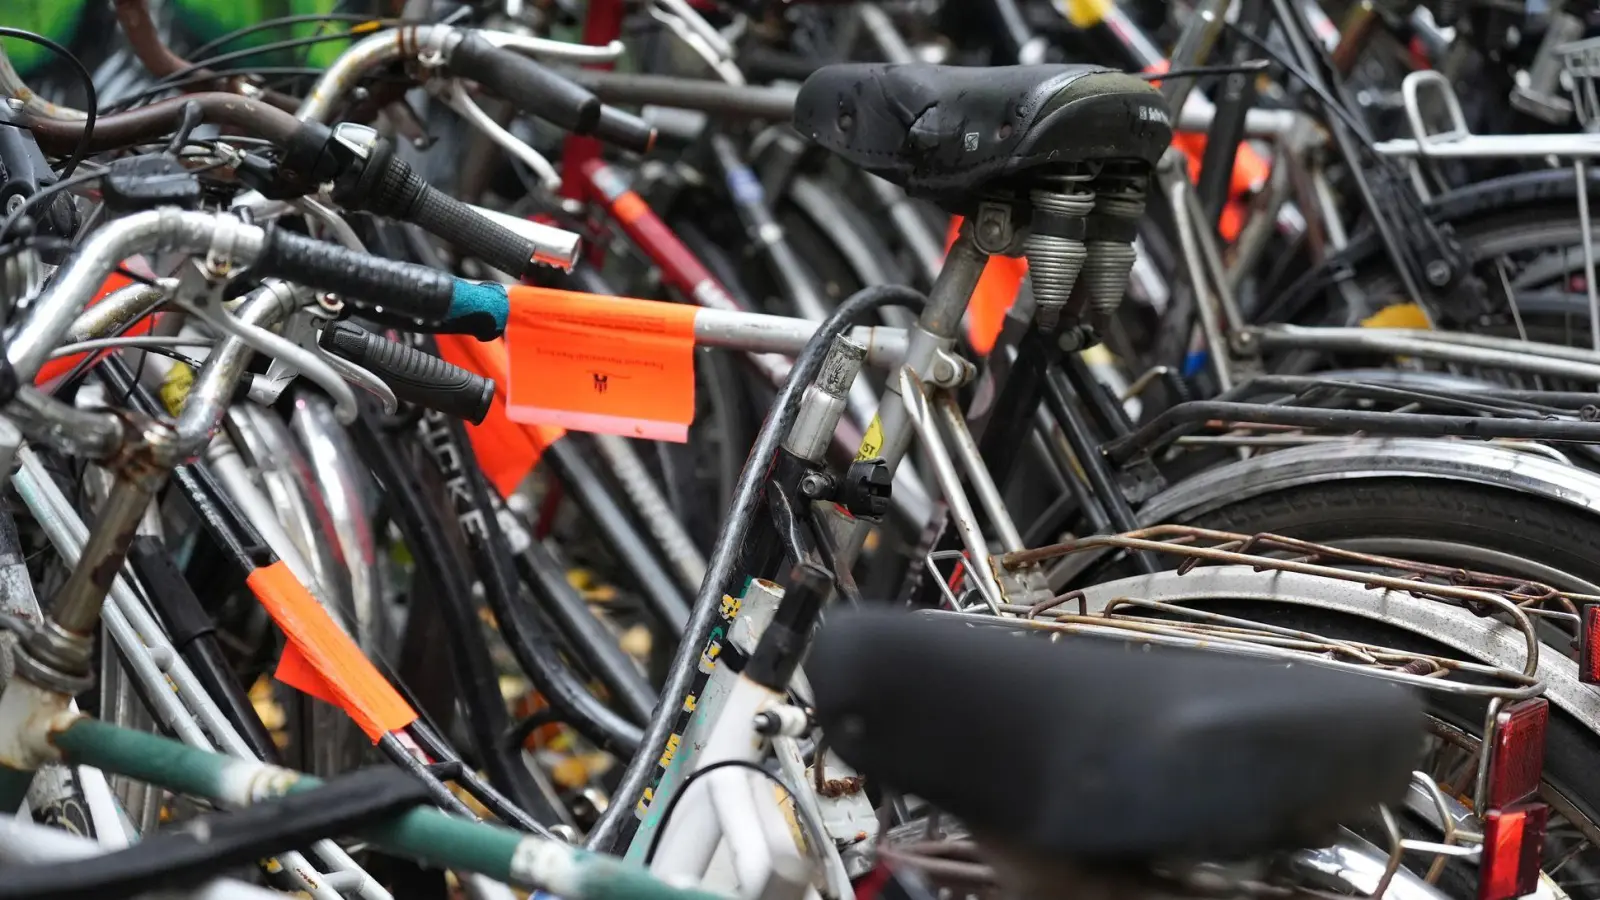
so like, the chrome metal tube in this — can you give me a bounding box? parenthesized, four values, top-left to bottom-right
(300, 26, 616, 126)
(900, 370, 1003, 613)
(9, 210, 261, 383)
(1165, 157, 1233, 389)
(783, 336, 866, 464)
(1160, 0, 1231, 116)
(296, 27, 430, 123)
(1175, 101, 1300, 140)
(1288, 829, 1453, 900)
(291, 394, 392, 659)
(173, 281, 298, 458)
(1251, 325, 1600, 382)
(934, 392, 1025, 554)
(691, 310, 906, 369)
(3, 387, 124, 462)
(66, 284, 166, 343)
(858, 234, 987, 477)
(480, 32, 625, 63)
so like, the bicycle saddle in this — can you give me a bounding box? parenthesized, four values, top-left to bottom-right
(793, 63, 1171, 208)
(809, 609, 1424, 862)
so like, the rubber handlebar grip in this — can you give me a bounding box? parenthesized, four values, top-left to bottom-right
(592, 106, 657, 154)
(256, 229, 453, 324)
(256, 230, 509, 339)
(320, 322, 496, 424)
(356, 150, 540, 279)
(448, 31, 602, 135)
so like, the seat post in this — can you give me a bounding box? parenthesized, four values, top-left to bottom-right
(830, 227, 990, 571)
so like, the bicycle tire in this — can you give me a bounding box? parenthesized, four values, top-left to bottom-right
(1264, 169, 1600, 330)
(1182, 477, 1600, 591)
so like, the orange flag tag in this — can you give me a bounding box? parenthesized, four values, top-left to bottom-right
(503, 286, 697, 442)
(437, 334, 565, 496)
(247, 561, 417, 741)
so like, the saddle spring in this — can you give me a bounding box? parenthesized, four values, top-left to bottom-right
(1023, 170, 1096, 333)
(1074, 166, 1148, 321)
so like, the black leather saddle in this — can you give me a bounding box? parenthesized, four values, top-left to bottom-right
(808, 609, 1423, 862)
(793, 63, 1172, 208)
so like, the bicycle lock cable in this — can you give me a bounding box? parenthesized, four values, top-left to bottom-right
(584, 283, 929, 852)
(408, 404, 649, 754)
(351, 403, 562, 823)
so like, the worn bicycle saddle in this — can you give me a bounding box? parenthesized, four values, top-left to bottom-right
(793, 63, 1171, 209)
(808, 608, 1423, 862)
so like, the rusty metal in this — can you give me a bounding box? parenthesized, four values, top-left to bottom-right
(1001, 525, 1557, 677)
(937, 525, 1549, 703)
(816, 776, 865, 799)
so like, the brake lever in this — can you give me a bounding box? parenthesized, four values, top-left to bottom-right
(176, 278, 360, 424)
(433, 79, 562, 193)
(253, 307, 399, 416)
(478, 31, 627, 65)
(649, 0, 747, 86)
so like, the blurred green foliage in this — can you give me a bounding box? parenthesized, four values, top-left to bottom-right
(0, 1, 87, 74)
(0, 0, 378, 76)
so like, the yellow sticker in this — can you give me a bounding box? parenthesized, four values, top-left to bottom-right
(159, 362, 194, 417)
(1058, 0, 1113, 28)
(1361, 303, 1432, 330)
(855, 414, 884, 462)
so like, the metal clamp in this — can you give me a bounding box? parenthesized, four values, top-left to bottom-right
(648, 0, 745, 86)
(1403, 70, 1471, 151)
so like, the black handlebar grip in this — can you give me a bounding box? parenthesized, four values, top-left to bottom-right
(256, 228, 453, 325)
(448, 32, 602, 135)
(592, 107, 657, 155)
(320, 322, 496, 424)
(351, 149, 539, 279)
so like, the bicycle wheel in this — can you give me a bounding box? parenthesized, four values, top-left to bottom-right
(1184, 477, 1600, 593)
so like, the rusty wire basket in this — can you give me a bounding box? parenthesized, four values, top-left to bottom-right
(984, 524, 1562, 703)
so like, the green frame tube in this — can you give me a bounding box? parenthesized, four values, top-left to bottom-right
(53, 717, 728, 900)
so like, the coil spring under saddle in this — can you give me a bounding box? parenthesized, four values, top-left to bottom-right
(1022, 173, 1095, 332)
(1072, 169, 1148, 320)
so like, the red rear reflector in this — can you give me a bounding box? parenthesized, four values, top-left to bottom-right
(1479, 803, 1548, 900)
(1488, 699, 1549, 809)
(1582, 605, 1600, 683)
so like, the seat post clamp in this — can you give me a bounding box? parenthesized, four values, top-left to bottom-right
(972, 200, 1022, 256)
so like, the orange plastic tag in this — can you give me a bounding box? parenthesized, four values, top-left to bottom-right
(437, 334, 564, 496)
(247, 561, 417, 741)
(1149, 60, 1269, 242)
(503, 286, 697, 442)
(949, 218, 1029, 356)
(36, 271, 156, 385)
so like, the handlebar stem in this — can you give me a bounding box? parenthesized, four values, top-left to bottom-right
(172, 281, 299, 461)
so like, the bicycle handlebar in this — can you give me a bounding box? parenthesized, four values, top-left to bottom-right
(22, 94, 302, 156)
(8, 211, 513, 387)
(254, 229, 509, 340)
